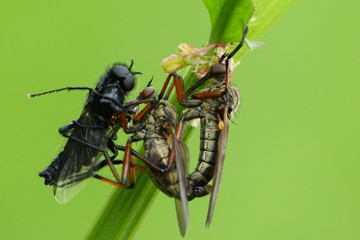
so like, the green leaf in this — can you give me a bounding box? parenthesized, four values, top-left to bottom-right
(203, 0, 255, 44)
(248, 0, 295, 40)
(87, 0, 294, 239)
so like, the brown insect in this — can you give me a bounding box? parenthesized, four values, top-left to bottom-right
(161, 26, 248, 227)
(104, 82, 191, 236)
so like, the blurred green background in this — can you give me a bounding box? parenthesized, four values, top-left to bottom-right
(1, 0, 360, 239)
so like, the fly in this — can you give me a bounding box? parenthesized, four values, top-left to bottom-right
(29, 61, 147, 203)
(114, 82, 191, 236)
(161, 26, 249, 227)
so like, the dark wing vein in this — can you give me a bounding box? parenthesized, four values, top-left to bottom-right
(53, 110, 109, 203)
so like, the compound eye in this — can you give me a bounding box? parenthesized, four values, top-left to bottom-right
(112, 65, 130, 78)
(123, 75, 135, 91)
(141, 86, 156, 99)
(210, 63, 226, 74)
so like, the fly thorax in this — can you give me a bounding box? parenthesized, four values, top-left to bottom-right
(99, 84, 123, 104)
(153, 101, 178, 127)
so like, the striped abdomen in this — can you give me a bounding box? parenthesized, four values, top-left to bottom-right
(188, 115, 220, 186)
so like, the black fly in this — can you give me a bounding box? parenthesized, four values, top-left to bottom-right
(29, 62, 142, 203)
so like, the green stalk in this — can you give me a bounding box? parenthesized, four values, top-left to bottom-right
(87, 0, 294, 239)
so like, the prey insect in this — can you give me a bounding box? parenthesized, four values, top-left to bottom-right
(162, 26, 249, 227)
(115, 82, 193, 236)
(29, 62, 152, 203)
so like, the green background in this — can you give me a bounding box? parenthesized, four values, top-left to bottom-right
(1, 0, 360, 239)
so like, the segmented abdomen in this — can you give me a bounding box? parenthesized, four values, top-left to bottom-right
(188, 116, 220, 186)
(144, 136, 182, 198)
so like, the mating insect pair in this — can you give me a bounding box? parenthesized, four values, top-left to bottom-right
(30, 26, 248, 236)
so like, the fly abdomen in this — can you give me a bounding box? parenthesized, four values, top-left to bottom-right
(39, 154, 62, 186)
(144, 137, 170, 167)
(190, 161, 215, 186)
(189, 118, 220, 186)
(150, 168, 180, 198)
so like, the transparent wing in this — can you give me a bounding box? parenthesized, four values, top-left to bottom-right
(53, 111, 109, 204)
(172, 133, 190, 236)
(206, 105, 229, 227)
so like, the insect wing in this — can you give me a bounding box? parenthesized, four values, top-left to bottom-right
(172, 134, 190, 236)
(206, 105, 229, 227)
(54, 112, 108, 203)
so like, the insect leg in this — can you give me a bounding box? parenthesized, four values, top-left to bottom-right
(72, 120, 104, 129)
(58, 121, 105, 141)
(59, 133, 103, 152)
(192, 91, 224, 100)
(183, 73, 213, 99)
(122, 98, 158, 127)
(94, 159, 146, 173)
(121, 140, 132, 183)
(58, 122, 75, 135)
(57, 131, 138, 186)
(224, 26, 249, 88)
(28, 86, 93, 98)
(93, 174, 134, 189)
(115, 145, 165, 173)
(93, 155, 141, 188)
(158, 73, 184, 101)
(102, 149, 125, 185)
(223, 26, 249, 61)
